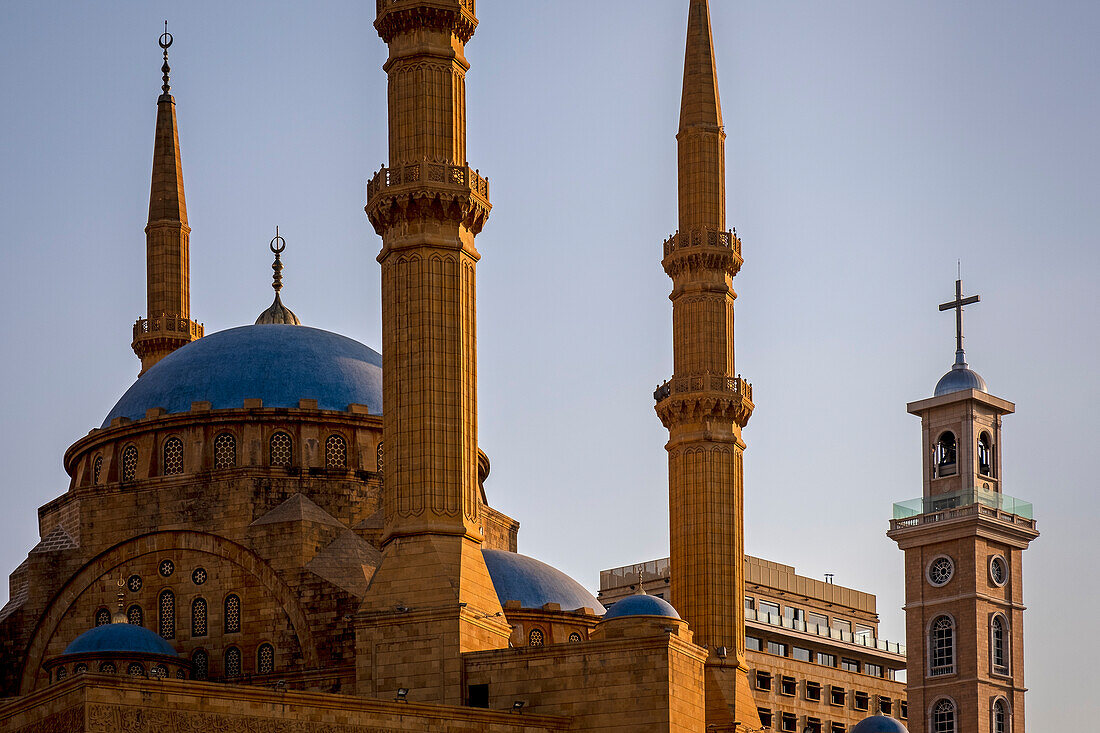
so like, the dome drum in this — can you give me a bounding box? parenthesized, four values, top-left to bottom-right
(44, 622, 192, 682)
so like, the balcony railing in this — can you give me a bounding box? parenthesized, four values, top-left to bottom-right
(653, 374, 752, 403)
(133, 315, 203, 341)
(663, 227, 742, 258)
(747, 609, 906, 657)
(366, 161, 489, 204)
(892, 488, 1034, 529)
(376, 0, 475, 15)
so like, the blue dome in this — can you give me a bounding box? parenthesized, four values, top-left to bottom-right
(104, 325, 382, 427)
(601, 593, 680, 621)
(482, 550, 604, 613)
(62, 622, 179, 657)
(850, 716, 909, 733)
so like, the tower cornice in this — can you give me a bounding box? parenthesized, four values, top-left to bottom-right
(374, 0, 477, 44)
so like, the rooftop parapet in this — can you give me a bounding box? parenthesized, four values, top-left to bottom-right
(891, 488, 1034, 531)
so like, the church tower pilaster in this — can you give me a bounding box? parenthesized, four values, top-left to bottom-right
(654, 2, 760, 728)
(889, 281, 1036, 733)
(357, 0, 507, 705)
(132, 26, 202, 374)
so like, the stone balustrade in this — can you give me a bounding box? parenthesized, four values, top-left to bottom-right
(663, 227, 742, 258)
(653, 373, 752, 403)
(376, 0, 474, 13)
(366, 162, 489, 204)
(133, 315, 203, 341)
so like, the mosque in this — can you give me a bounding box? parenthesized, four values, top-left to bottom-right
(0, 2, 1035, 732)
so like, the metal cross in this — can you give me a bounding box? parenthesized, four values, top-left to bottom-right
(938, 279, 980, 353)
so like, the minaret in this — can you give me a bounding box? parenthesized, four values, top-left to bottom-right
(132, 25, 202, 374)
(888, 280, 1036, 733)
(654, 2, 760, 728)
(358, 0, 506, 705)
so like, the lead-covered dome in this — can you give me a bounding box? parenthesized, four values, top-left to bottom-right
(602, 593, 680, 620)
(482, 550, 604, 613)
(850, 716, 908, 733)
(934, 351, 988, 397)
(103, 325, 382, 426)
(62, 622, 178, 657)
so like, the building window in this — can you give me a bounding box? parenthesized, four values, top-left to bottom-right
(163, 436, 184, 475)
(745, 636, 762, 651)
(901, 700, 908, 719)
(831, 618, 852, 635)
(92, 455, 102, 485)
(978, 431, 995, 476)
(854, 691, 870, 711)
(806, 681, 822, 701)
(127, 604, 143, 626)
(830, 686, 846, 706)
(805, 718, 822, 733)
(191, 649, 209, 680)
(840, 658, 859, 673)
(992, 698, 1009, 733)
(192, 567, 207, 585)
(99, 662, 116, 674)
(528, 628, 544, 646)
(127, 574, 142, 593)
(54, 666, 66, 682)
(121, 444, 138, 482)
(224, 594, 241, 633)
(224, 646, 242, 678)
(192, 597, 208, 637)
(818, 652, 836, 667)
(744, 596, 755, 611)
(989, 556, 1008, 586)
(932, 698, 956, 733)
(755, 671, 772, 691)
(74, 663, 87, 675)
(759, 600, 780, 620)
(757, 709, 772, 728)
(991, 615, 1009, 675)
(855, 624, 873, 642)
(258, 643, 275, 674)
(928, 556, 954, 587)
(158, 589, 175, 639)
(879, 696, 893, 715)
(784, 606, 805, 624)
(269, 432, 293, 467)
(94, 608, 110, 627)
(780, 676, 796, 696)
(865, 662, 883, 677)
(780, 712, 797, 732)
(127, 662, 145, 677)
(325, 434, 348, 468)
(793, 646, 812, 662)
(934, 431, 957, 477)
(214, 432, 237, 469)
(807, 611, 828, 629)
(831, 724, 846, 733)
(376, 441, 384, 472)
(159, 559, 174, 577)
(930, 615, 955, 676)
(767, 641, 787, 656)
(568, 632, 582, 642)
(151, 664, 168, 678)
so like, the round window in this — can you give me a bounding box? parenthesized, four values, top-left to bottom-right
(927, 556, 954, 587)
(159, 560, 174, 578)
(192, 567, 207, 585)
(127, 574, 142, 593)
(989, 556, 1008, 586)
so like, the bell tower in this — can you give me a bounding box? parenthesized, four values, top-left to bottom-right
(132, 25, 202, 374)
(357, 0, 508, 706)
(654, 2, 760, 728)
(888, 280, 1037, 733)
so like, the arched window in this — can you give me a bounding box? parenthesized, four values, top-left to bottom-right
(158, 589, 175, 640)
(224, 646, 242, 678)
(376, 441, 384, 473)
(568, 632, 582, 643)
(978, 431, 994, 476)
(934, 432, 957, 477)
(528, 628, 544, 646)
(150, 664, 168, 679)
(55, 666, 66, 681)
(192, 597, 208, 637)
(257, 643, 275, 674)
(930, 616, 955, 676)
(991, 615, 1009, 675)
(932, 698, 956, 733)
(92, 456, 102, 485)
(213, 433, 237, 469)
(224, 594, 241, 634)
(163, 436, 184, 475)
(94, 608, 111, 627)
(121, 444, 138, 482)
(127, 662, 145, 677)
(269, 432, 293, 467)
(992, 698, 1009, 733)
(127, 604, 143, 626)
(73, 663, 87, 675)
(191, 649, 209, 680)
(98, 661, 116, 674)
(325, 434, 347, 469)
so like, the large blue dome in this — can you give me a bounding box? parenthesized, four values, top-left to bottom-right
(602, 593, 680, 620)
(482, 550, 604, 614)
(850, 716, 908, 733)
(62, 622, 178, 657)
(104, 325, 382, 427)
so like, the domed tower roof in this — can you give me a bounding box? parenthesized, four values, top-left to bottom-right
(482, 550, 604, 613)
(61, 622, 179, 657)
(602, 592, 680, 620)
(934, 352, 988, 397)
(850, 715, 909, 733)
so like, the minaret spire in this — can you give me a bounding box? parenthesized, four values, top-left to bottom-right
(678, 0, 725, 233)
(132, 23, 202, 374)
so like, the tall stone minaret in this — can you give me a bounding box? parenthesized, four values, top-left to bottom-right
(358, 0, 506, 705)
(654, 2, 760, 728)
(132, 26, 202, 374)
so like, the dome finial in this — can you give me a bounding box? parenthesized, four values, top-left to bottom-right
(938, 274, 980, 366)
(256, 227, 302, 325)
(159, 21, 173, 96)
(112, 574, 127, 624)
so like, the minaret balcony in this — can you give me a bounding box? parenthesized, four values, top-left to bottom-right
(890, 487, 1035, 532)
(662, 227, 743, 278)
(366, 161, 491, 235)
(653, 373, 753, 427)
(133, 315, 203, 342)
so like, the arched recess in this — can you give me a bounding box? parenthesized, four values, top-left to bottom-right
(18, 530, 319, 692)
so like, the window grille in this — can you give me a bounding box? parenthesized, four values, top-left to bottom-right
(376, 441, 384, 473)
(99, 662, 116, 674)
(192, 567, 207, 585)
(158, 589, 175, 640)
(159, 559, 174, 577)
(94, 608, 110, 627)
(325, 434, 347, 469)
(192, 597, 208, 637)
(213, 433, 237, 469)
(930, 616, 955, 676)
(92, 455, 102, 485)
(568, 632, 582, 642)
(269, 432, 293, 467)
(528, 628, 544, 646)
(121, 445, 138, 482)
(224, 594, 241, 633)
(224, 646, 242, 677)
(127, 574, 142, 593)
(151, 664, 168, 679)
(163, 436, 184, 475)
(74, 663, 87, 674)
(191, 649, 209, 680)
(932, 698, 956, 733)
(258, 643, 275, 674)
(992, 699, 1008, 733)
(127, 662, 145, 677)
(127, 604, 143, 626)
(55, 667, 66, 681)
(991, 616, 1008, 674)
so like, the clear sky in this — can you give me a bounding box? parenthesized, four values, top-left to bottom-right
(1, 0, 1096, 724)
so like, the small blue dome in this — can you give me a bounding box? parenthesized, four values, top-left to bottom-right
(850, 716, 909, 733)
(482, 550, 604, 613)
(104, 325, 382, 426)
(601, 593, 680, 620)
(62, 623, 179, 657)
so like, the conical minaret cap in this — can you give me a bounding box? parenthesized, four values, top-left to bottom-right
(680, 0, 723, 131)
(148, 26, 187, 226)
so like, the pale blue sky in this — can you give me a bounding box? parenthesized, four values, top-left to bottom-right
(1, 1, 1096, 724)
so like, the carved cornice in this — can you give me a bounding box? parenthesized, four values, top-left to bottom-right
(365, 162, 491, 235)
(662, 227, 743, 278)
(375, 0, 478, 43)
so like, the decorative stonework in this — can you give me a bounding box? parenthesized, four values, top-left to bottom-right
(374, 0, 477, 44)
